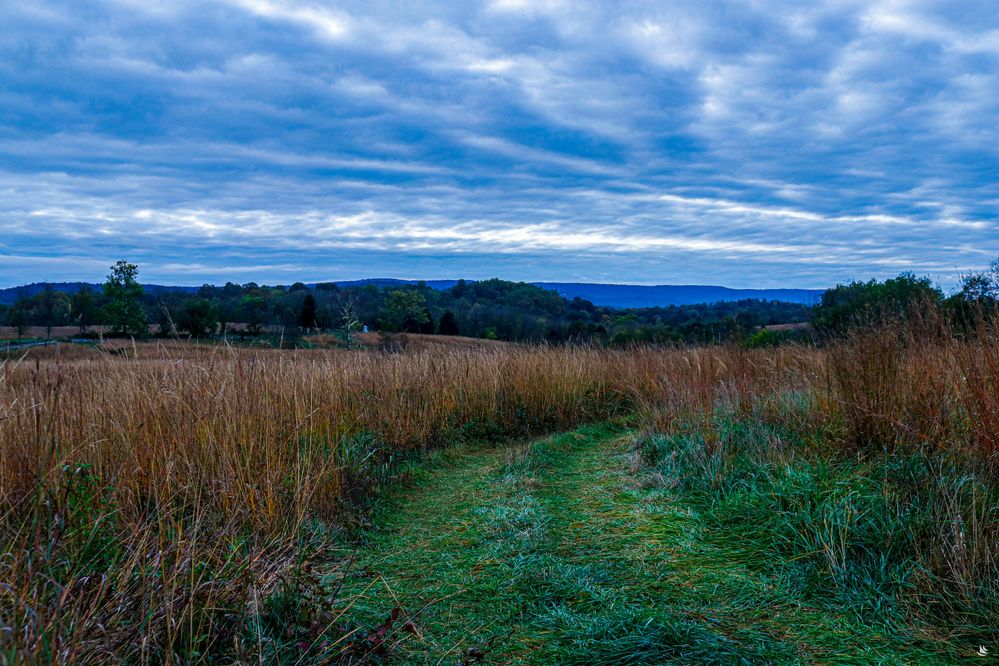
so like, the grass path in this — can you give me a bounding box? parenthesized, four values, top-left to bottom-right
(329, 424, 957, 664)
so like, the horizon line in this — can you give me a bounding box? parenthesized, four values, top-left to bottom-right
(0, 276, 832, 292)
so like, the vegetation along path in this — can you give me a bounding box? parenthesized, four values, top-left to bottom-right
(329, 424, 958, 664)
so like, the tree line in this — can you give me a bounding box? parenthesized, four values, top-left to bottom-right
(810, 261, 999, 338)
(8, 259, 995, 346)
(0, 261, 813, 345)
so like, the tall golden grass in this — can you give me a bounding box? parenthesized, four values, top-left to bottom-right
(2, 320, 999, 660)
(0, 342, 690, 661)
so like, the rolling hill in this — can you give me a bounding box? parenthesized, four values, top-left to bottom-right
(0, 279, 824, 308)
(534, 282, 823, 307)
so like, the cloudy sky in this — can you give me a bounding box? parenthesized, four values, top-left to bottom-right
(1, 0, 997, 288)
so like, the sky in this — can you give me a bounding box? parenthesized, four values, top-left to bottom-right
(1, 0, 997, 289)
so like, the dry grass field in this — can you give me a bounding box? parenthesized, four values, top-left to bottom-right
(2, 324, 998, 662)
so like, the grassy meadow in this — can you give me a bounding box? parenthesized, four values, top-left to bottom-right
(1, 322, 998, 662)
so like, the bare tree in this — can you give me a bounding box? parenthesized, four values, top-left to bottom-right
(335, 294, 362, 347)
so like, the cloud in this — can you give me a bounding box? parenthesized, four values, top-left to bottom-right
(0, 0, 996, 288)
(227, 0, 351, 41)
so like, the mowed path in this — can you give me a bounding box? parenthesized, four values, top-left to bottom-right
(330, 424, 955, 664)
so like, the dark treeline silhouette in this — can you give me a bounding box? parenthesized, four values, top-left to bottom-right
(0, 266, 811, 344)
(6, 260, 996, 345)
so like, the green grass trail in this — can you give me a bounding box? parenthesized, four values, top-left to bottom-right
(329, 424, 958, 664)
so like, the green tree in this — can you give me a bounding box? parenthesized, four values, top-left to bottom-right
(379, 290, 428, 332)
(9, 297, 30, 337)
(156, 301, 178, 338)
(437, 310, 460, 336)
(71, 285, 99, 334)
(299, 293, 317, 330)
(946, 258, 999, 333)
(417, 308, 435, 334)
(957, 259, 999, 303)
(812, 273, 941, 337)
(238, 294, 269, 336)
(103, 260, 147, 336)
(36, 284, 70, 338)
(177, 298, 218, 337)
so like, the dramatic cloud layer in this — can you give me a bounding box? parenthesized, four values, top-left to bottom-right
(1, 0, 997, 287)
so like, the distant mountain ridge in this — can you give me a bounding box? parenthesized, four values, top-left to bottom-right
(333, 279, 823, 307)
(0, 282, 199, 305)
(533, 282, 823, 308)
(327, 278, 461, 290)
(0, 279, 824, 308)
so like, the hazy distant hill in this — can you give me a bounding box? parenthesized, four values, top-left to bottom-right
(326, 278, 460, 290)
(323, 279, 823, 307)
(0, 279, 823, 308)
(0, 282, 198, 305)
(533, 283, 824, 308)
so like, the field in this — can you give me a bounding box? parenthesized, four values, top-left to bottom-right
(2, 328, 998, 663)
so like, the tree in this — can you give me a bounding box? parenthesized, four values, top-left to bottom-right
(9, 298, 30, 337)
(437, 310, 460, 336)
(156, 301, 179, 338)
(103, 260, 147, 336)
(299, 293, 317, 330)
(400, 306, 432, 333)
(277, 291, 305, 333)
(335, 294, 362, 347)
(177, 298, 218, 337)
(947, 258, 999, 333)
(71, 285, 99, 334)
(238, 294, 269, 336)
(957, 259, 999, 303)
(379, 290, 428, 332)
(36, 284, 70, 338)
(197, 284, 218, 299)
(418, 308, 435, 334)
(811, 273, 941, 337)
